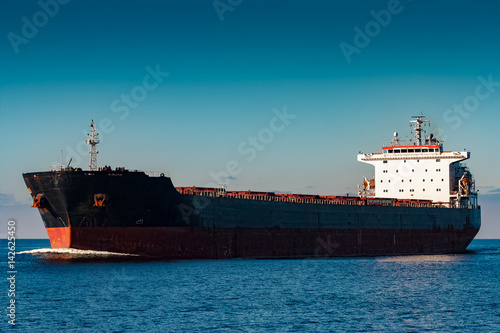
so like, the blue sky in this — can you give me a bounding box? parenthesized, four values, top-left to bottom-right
(1, 0, 499, 238)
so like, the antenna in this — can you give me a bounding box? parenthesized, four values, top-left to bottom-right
(86, 120, 100, 171)
(409, 112, 429, 145)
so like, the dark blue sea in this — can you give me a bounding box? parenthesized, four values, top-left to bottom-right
(1, 239, 499, 332)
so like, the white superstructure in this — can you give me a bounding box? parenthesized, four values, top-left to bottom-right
(357, 113, 477, 208)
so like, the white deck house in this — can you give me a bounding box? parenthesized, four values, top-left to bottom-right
(357, 114, 477, 207)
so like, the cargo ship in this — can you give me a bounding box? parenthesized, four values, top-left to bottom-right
(23, 114, 480, 258)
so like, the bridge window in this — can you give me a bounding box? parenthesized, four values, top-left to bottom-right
(383, 160, 388, 163)
(415, 149, 421, 153)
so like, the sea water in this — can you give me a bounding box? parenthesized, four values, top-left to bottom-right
(1, 239, 499, 332)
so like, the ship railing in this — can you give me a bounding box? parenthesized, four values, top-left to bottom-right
(186, 190, 474, 209)
(48, 165, 73, 171)
(144, 171, 170, 177)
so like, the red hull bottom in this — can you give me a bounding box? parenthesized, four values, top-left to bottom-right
(46, 227, 478, 259)
(47, 227, 71, 248)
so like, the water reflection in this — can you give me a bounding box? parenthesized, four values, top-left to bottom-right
(376, 254, 468, 263)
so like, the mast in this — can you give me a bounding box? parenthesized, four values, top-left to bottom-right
(86, 120, 100, 171)
(409, 112, 429, 145)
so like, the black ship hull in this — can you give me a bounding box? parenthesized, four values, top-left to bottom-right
(23, 171, 481, 258)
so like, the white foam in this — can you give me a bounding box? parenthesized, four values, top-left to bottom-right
(17, 248, 139, 257)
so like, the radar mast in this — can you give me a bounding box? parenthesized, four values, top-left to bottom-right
(409, 112, 429, 145)
(86, 120, 100, 171)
